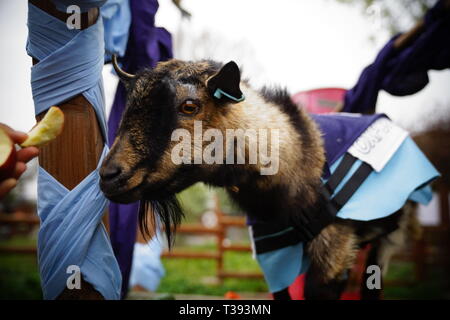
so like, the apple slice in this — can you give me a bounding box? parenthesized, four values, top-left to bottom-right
(20, 106, 64, 148)
(0, 127, 17, 180)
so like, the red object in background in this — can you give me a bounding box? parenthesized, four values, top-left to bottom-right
(292, 88, 347, 114)
(224, 291, 241, 299)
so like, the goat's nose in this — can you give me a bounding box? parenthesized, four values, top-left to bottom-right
(100, 163, 123, 181)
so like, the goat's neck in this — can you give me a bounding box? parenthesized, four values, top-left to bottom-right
(211, 86, 326, 221)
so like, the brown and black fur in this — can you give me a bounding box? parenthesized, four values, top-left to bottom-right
(100, 58, 419, 299)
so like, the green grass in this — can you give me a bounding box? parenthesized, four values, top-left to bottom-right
(0, 254, 42, 300)
(158, 245, 267, 296)
(384, 262, 448, 299)
(0, 236, 42, 300)
(176, 183, 246, 222)
(0, 236, 448, 299)
(0, 235, 36, 247)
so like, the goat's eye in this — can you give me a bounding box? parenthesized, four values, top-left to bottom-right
(179, 100, 200, 115)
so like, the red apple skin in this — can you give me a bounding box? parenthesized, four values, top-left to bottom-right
(0, 147, 17, 180)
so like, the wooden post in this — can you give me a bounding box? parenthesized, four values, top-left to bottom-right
(29, 0, 108, 299)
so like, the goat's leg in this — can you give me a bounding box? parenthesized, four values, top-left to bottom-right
(304, 264, 350, 300)
(361, 233, 402, 300)
(361, 203, 420, 299)
(305, 223, 358, 300)
(272, 288, 292, 300)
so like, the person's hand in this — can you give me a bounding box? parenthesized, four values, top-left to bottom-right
(0, 124, 39, 200)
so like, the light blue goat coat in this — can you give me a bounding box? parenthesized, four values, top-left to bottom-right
(251, 115, 439, 293)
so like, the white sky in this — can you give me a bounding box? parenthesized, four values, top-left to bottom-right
(0, 0, 448, 213)
(161, 0, 387, 91)
(1, 0, 449, 131)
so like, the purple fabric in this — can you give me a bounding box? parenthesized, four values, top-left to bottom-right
(247, 113, 384, 226)
(343, 0, 450, 113)
(107, 0, 173, 298)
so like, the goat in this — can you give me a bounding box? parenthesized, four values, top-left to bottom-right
(100, 56, 431, 299)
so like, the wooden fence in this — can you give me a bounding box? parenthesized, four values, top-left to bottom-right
(1, 189, 449, 286)
(161, 209, 263, 281)
(0, 207, 263, 281)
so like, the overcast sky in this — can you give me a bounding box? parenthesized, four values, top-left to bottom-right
(1, 0, 449, 132)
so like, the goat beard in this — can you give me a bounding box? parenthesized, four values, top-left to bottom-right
(138, 195, 184, 248)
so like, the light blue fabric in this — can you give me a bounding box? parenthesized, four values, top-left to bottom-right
(101, 0, 131, 61)
(255, 242, 309, 293)
(255, 136, 438, 293)
(409, 185, 434, 203)
(129, 235, 165, 292)
(332, 137, 439, 221)
(27, 4, 108, 135)
(27, 3, 121, 299)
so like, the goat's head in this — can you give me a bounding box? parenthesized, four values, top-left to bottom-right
(100, 57, 244, 205)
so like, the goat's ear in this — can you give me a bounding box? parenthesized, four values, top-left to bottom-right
(206, 61, 244, 103)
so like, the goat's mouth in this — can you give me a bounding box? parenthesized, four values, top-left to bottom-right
(100, 176, 146, 204)
(100, 176, 178, 203)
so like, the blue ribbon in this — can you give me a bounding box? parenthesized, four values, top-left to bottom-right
(213, 88, 245, 102)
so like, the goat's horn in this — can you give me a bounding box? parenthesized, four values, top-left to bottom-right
(112, 54, 136, 80)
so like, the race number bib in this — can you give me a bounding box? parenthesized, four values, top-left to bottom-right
(348, 118, 408, 172)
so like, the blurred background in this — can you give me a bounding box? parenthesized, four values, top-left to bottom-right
(0, 0, 449, 299)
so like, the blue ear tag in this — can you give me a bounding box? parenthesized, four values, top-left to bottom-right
(214, 88, 245, 102)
